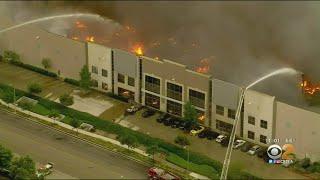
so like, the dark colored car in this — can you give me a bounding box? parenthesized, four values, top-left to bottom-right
(241, 142, 253, 152)
(198, 129, 210, 138)
(206, 131, 219, 140)
(163, 117, 174, 126)
(171, 118, 182, 128)
(179, 121, 194, 132)
(142, 108, 156, 118)
(156, 113, 170, 123)
(220, 136, 230, 147)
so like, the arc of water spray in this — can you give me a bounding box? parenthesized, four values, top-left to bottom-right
(0, 13, 104, 34)
(220, 67, 298, 180)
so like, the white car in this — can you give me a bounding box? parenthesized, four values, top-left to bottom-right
(126, 105, 139, 114)
(215, 135, 227, 143)
(190, 126, 205, 136)
(247, 145, 261, 155)
(233, 140, 246, 149)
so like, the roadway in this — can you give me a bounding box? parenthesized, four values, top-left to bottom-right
(0, 109, 148, 179)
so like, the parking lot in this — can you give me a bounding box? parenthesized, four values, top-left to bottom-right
(122, 108, 307, 179)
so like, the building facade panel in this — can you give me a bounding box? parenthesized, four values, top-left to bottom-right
(141, 56, 211, 123)
(243, 90, 275, 145)
(275, 102, 320, 161)
(0, 26, 87, 80)
(87, 42, 112, 93)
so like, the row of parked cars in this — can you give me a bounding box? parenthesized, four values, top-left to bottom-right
(126, 106, 269, 163)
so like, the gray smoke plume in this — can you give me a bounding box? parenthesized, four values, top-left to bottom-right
(1, 1, 319, 109)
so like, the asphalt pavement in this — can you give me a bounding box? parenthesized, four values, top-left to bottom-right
(0, 109, 148, 179)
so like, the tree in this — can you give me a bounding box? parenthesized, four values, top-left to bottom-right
(70, 118, 81, 132)
(27, 83, 42, 94)
(118, 135, 138, 149)
(174, 135, 190, 147)
(59, 94, 74, 106)
(41, 58, 51, 69)
(10, 156, 36, 180)
(0, 89, 14, 103)
(17, 101, 33, 111)
(3, 50, 20, 62)
(79, 65, 91, 91)
(183, 101, 198, 125)
(0, 145, 13, 170)
(146, 144, 159, 163)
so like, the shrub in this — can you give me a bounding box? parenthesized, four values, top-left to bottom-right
(300, 157, 311, 169)
(17, 101, 33, 110)
(174, 135, 190, 147)
(10, 156, 36, 179)
(48, 109, 60, 118)
(166, 153, 219, 179)
(118, 135, 139, 149)
(3, 50, 20, 62)
(0, 144, 13, 170)
(41, 58, 51, 69)
(27, 83, 42, 94)
(10, 61, 57, 78)
(0, 89, 14, 103)
(59, 94, 74, 106)
(64, 78, 80, 86)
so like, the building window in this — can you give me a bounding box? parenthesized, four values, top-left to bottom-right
(260, 135, 267, 144)
(167, 100, 182, 116)
(216, 105, 224, 116)
(216, 120, 232, 133)
(248, 116, 255, 125)
(248, 131, 255, 140)
(167, 82, 182, 101)
(145, 93, 160, 109)
(196, 110, 205, 124)
(102, 69, 108, 77)
(260, 120, 268, 129)
(118, 87, 134, 100)
(128, 76, 135, 87)
(145, 75, 160, 94)
(102, 82, 108, 90)
(118, 73, 125, 83)
(92, 66, 98, 74)
(91, 79, 98, 87)
(189, 89, 205, 108)
(228, 109, 236, 119)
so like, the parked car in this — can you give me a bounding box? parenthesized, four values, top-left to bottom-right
(125, 105, 140, 114)
(241, 143, 253, 152)
(206, 131, 219, 140)
(220, 136, 230, 147)
(171, 118, 182, 128)
(190, 125, 205, 136)
(179, 121, 193, 132)
(156, 113, 170, 123)
(142, 108, 156, 118)
(36, 162, 54, 178)
(216, 134, 227, 143)
(198, 129, 210, 138)
(163, 117, 174, 126)
(247, 145, 261, 155)
(233, 139, 246, 149)
(148, 167, 180, 180)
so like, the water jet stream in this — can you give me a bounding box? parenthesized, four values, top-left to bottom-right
(0, 13, 104, 34)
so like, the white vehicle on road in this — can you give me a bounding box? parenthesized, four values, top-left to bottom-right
(36, 162, 54, 178)
(215, 135, 227, 143)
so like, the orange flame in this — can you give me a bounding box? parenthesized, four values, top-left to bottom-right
(131, 43, 144, 56)
(86, 36, 95, 42)
(195, 57, 211, 74)
(301, 79, 320, 95)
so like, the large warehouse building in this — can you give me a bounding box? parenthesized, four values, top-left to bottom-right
(0, 25, 319, 161)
